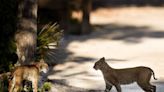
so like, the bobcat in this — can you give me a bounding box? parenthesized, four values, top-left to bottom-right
(93, 57, 157, 92)
(8, 59, 48, 92)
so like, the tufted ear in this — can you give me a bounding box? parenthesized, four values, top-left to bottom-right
(100, 57, 105, 61)
(39, 59, 45, 62)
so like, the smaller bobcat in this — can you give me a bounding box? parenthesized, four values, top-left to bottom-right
(93, 57, 157, 92)
(8, 59, 49, 92)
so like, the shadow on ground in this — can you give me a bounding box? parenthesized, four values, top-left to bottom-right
(92, 0, 164, 10)
(48, 78, 104, 92)
(48, 78, 164, 92)
(70, 24, 164, 43)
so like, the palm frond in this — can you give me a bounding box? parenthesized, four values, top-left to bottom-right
(37, 23, 63, 60)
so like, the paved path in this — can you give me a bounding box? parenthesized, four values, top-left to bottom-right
(48, 7, 164, 92)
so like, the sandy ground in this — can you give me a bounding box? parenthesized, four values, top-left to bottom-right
(48, 7, 164, 92)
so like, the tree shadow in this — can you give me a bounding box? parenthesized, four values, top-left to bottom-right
(71, 57, 96, 63)
(47, 74, 105, 91)
(44, 48, 73, 65)
(48, 79, 68, 86)
(92, 0, 164, 10)
(48, 78, 104, 92)
(93, 24, 164, 42)
(67, 24, 164, 44)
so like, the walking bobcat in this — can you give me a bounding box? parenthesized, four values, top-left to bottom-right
(8, 60, 48, 92)
(93, 57, 157, 92)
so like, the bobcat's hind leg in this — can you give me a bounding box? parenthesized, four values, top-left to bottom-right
(151, 85, 156, 92)
(137, 82, 153, 92)
(148, 84, 156, 92)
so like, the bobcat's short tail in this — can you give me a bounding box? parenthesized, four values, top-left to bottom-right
(150, 68, 157, 80)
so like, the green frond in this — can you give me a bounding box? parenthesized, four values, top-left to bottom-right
(37, 23, 63, 60)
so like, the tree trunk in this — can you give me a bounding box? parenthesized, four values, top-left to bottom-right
(81, 0, 92, 34)
(15, 0, 37, 65)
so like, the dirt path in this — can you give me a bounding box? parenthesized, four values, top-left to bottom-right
(48, 7, 164, 92)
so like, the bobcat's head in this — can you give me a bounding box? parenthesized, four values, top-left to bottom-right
(93, 57, 105, 70)
(39, 62, 49, 73)
(34, 59, 49, 73)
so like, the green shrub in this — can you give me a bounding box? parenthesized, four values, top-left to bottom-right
(42, 82, 52, 92)
(37, 23, 63, 62)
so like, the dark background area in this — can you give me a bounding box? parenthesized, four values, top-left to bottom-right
(0, 0, 17, 73)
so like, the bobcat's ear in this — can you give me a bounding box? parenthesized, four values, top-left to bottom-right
(40, 59, 45, 62)
(101, 57, 105, 61)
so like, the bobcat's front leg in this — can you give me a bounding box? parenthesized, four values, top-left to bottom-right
(105, 80, 112, 92)
(115, 84, 121, 92)
(32, 78, 38, 92)
(105, 85, 112, 92)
